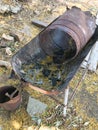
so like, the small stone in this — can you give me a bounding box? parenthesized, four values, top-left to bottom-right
(0, 3, 21, 14)
(84, 121, 90, 126)
(11, 32, 24, 42)
(6, 47, 12, 56)
(0, 39, 7, 48)
(54, 121, 63, 127)
(32, 117, 41, 125)
(72, 124, 78, 127)
(33, 10, 40, 15)
(10, 33, 20, 42)
(37, 118, 42, 125)
(10, 5, 21, 14)
(2, 33, 14, 41)
(0, 4, 10, 14)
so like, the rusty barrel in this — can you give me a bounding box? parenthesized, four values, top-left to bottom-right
(39, 6, 96, 63)
(0, 86, 22, 111)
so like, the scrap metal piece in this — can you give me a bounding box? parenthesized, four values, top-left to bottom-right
(11, 7, 98, 94)
(0, 86, 22, 111)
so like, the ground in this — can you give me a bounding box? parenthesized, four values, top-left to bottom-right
(0, 0, 98, 130)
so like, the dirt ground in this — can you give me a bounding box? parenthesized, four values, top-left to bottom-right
(0, 0, 98, 130)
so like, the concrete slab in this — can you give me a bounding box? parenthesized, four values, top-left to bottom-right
(27, 97, 47, 117)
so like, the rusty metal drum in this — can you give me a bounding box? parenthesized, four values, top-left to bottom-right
(39, 6, 96, 63)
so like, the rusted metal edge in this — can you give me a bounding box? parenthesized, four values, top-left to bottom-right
(27, 83, 60, 95)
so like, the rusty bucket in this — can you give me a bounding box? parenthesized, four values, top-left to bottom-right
(39, 6, 96, 63)
(0, 86, 22, 111)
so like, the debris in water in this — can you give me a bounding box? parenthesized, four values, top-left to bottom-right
(21, 56, 68, 91)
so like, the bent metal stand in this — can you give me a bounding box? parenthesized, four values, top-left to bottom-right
(63, 86, 69, 117)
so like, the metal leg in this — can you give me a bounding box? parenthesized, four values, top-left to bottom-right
(63, 87, 69, 117)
